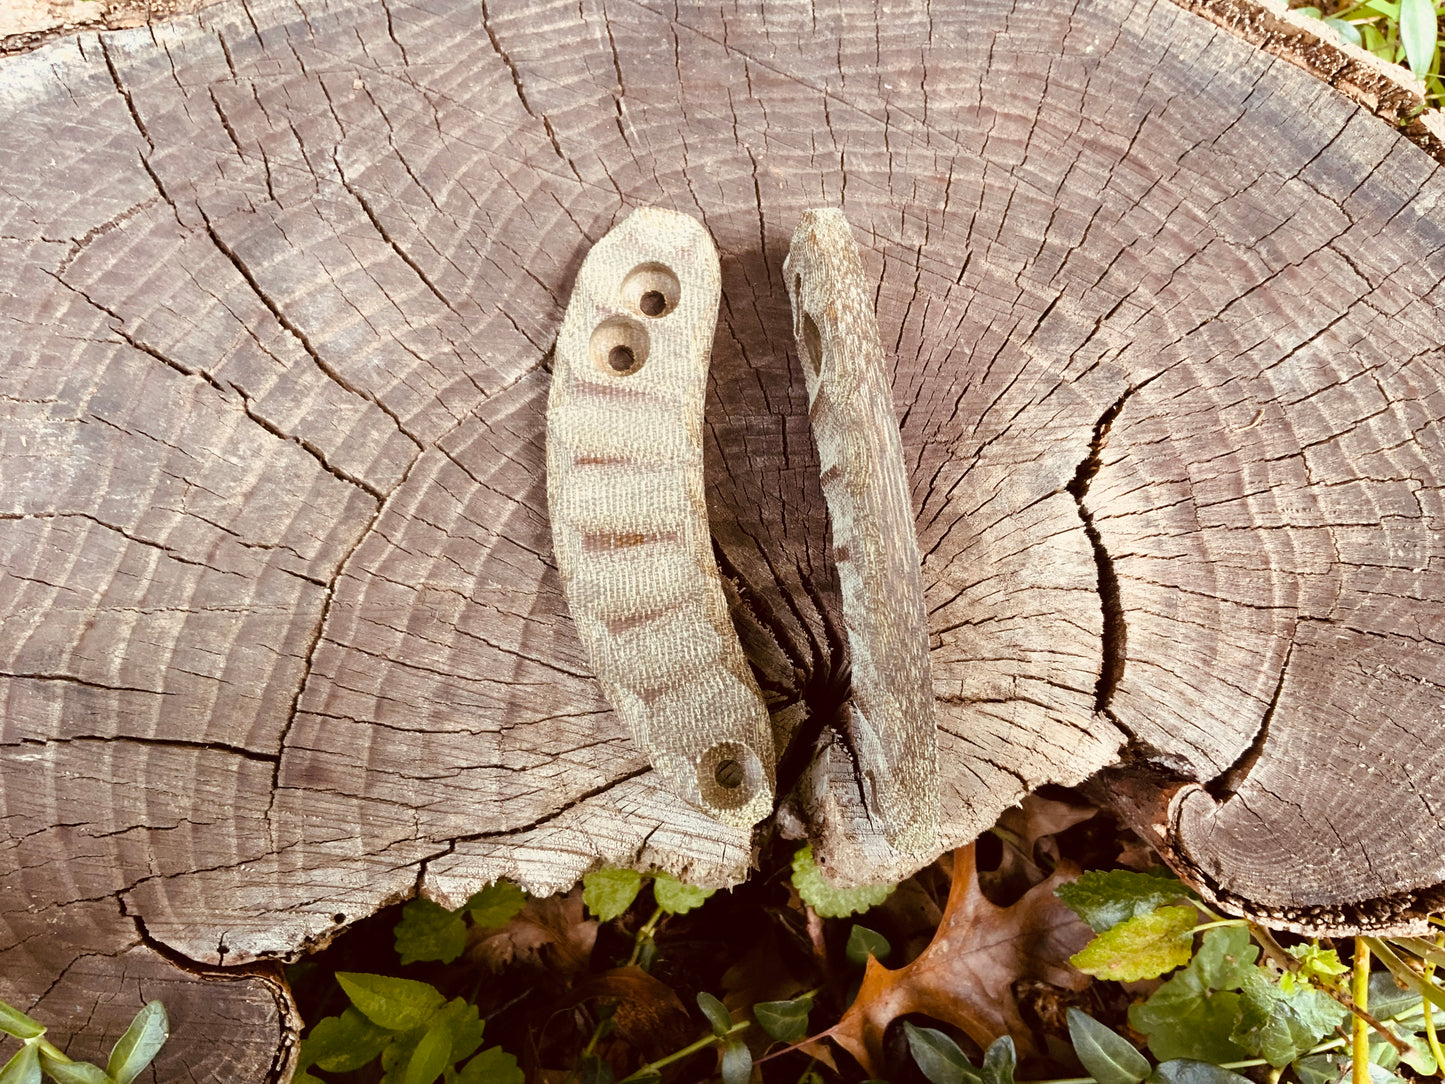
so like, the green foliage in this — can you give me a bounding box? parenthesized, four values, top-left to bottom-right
(719, 1037, 751, 1084)
(846, 924, 892, 966)
(903, 1025, 1020, 1084)
(0, 999, 167, 1084)
(753, 995, 812, 1043)
(651, 873, 714, 915)
(298, 974, 515, 1084)
(1128, 928, 1256, 1064)
(1232, 969, 1346, 1067)
(392, 880, 527, 965)
(1067, 1008, 1151, 1084)
(790, 845, 896, 918)
(583, 869, 643, 920)
(1296, 0, 1445, 103)
(696, 992, 733, 1037)
(394, 899, 469, 966)
(1, 1014, 151, 1084)
(1070, 905, 1198, 981)
(1057, 869, 1192, 933)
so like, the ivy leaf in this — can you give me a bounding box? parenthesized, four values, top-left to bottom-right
(0, 1002, 45, 1042)
(1366, 971, 1422, 1020)
(1067, 1008, 1151, 1084)
(105, 1000, 170, 1084)
(1190, 927, 1258, 991)
(697, 992, 732, 1037)
(582, 869, 643, 922)
(304, 1007, 393, 1072)
(791, 845, 895, 918)
(1149, 1060, 1254, 1084)
(464, 881, 527, 928)
(846, 925, 892, 967)
(1231, 969, 1346, 1067)
(720, 1038, 752, 1084)
(904, 1022, 981, 1084)
(457, 1046, 525, 1084)
(981, 1035, 1017, 1084)
(338, 972, 446, 1032)
(652, 873, 714, 915)
(1070, 906, 1196, 981)
(395, 899, 469, 966)
(754, 995, 812, 1043)
(1129, 959, 1251, 1065)
(0, 1043, 40, 1084)
(1056, 869, 1190, 933)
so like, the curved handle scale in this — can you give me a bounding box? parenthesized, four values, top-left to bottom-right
(546, 208, 775, 829)
(784, 209, 941, 855)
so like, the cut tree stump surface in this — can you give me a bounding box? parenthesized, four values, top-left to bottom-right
(3, 0, 1445, 1077)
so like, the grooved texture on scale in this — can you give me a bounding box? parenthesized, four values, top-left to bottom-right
(547, 208, 775, 828)
(3, 0, 1445, 1074)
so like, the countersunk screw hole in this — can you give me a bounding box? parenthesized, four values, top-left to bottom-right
(332, 913, 346, 924)
(714, 758, 744, 789)
(608, 345, 636, 372)
(639, 290, 667, 317)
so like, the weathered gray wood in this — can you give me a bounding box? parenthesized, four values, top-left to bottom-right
(3, 0, 1445, 1075)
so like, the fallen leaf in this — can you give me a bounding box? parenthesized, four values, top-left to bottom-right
(469, 888, 597, 978)
(831, 844, 1092, 1075)
(563, 966, 692, 1062)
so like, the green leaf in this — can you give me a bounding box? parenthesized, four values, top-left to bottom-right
(576, 1053, 615, 1084)
(1325, 16, 1364, 45)
(697, 992, 732, 1037)
(401, 1021, 452, 1084)
(1070, 906, 1197, 981)
(1231, 968, 1346, 1067)
(582, 869, 643, 921)
(846, 925, 892, 967)
(904, 1022, 981, 1084)
(981, 1035, 1017, 1084)
(1055, 869, 1190, 933)
(652, 873, 714, 916)
(395, 899, 469, 965)
(720, 1037, 752, 1084)
(35, 1054, 110, 1084)
(1294, 1053, 1343, 1084)
(432, 999, 485, 1066)
(1130, 949, 1252, 1066)
(294, 1074, 325, 1084)
(0, 1002, 45, 1042)
(464, 882, 526, 928)
(1190, 927, 1258, 991)
(304, 1007, 393, 1073)
(1067, 1008, 1151, 1084)
(1366, 970, 1423, 1020)
(1148, 1060, 1254, 1084)
(790, 846, 895, 918)
(338, 972, 447, 1032)
(105, 1000, 169, 1084)
(1400, 0, 1438, 76)
(0, 1044, 40, 1084)
(1286, 943, 1348, 988)
(457, 1046, 524, 1084)
(754, 996, 812, 1043)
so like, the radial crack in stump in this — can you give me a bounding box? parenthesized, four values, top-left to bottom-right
(546, 207, 776, 829)
(784, 209, 941, 858)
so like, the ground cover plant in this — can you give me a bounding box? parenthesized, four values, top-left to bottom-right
(282, 789, 1445, 1084)
(1296, 0, 1445, 103)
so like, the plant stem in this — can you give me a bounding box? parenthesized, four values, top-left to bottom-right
(616, 1021, 748, 1082)
(1353, 937, 1371, 1084)
(626, 906, 665, 968)
(1191, 919, 1249, 933)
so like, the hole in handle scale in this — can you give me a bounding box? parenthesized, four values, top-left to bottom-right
(589, 314, 649, 376)
(622, 262, 681, 318)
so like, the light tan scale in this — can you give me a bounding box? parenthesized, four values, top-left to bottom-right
(784, 209, 941, 856)
(546, 207, 775, 829)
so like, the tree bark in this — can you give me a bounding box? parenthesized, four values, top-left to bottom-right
(3, 0, 1445, 1077)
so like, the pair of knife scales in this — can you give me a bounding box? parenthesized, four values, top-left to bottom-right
(545, 208, 939, 856)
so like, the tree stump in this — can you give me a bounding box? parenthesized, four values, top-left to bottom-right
(3, 0, 1445, 1077)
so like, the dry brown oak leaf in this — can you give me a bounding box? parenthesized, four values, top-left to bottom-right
(831, 844, 1091, 1074)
